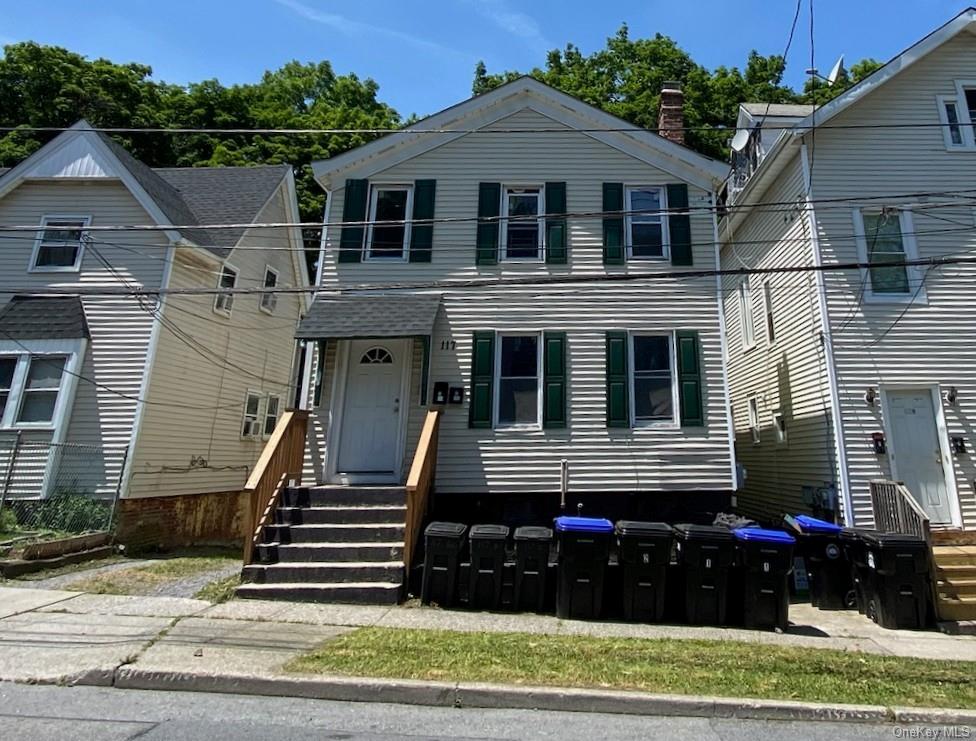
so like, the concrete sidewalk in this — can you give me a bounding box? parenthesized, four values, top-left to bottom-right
(2, 585, 976, 726)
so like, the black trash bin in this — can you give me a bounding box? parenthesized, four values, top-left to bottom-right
(421, 522, 467, 607)
(785, 515, 854, 610)
(554, 516, 613, 620)
(468, 524, 509, 610)
(615, 521, 673, 622)
(514, 526, 552, 613)
(840, 528, 878, 615)
(673, 524, 735, 625)
(731, 528, 795, 631)
(860, 531, 931, 630)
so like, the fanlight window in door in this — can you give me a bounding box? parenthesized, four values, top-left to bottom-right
(360, 347, 394, 364)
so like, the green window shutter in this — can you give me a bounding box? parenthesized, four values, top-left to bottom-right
(468, 331, 495, 428)
(667, 183, 693, 266)
(545, 182, 567, 265)
(410, 179, 436, 263)
(338, 179, 368, 263)
(602, 182, 624, 265)
(543, 331, 567, 428)
(476, 182, 501, 265)
(676, 330, 704, 427)
(605, 330, 630, 427)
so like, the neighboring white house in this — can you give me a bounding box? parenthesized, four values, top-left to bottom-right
(299, 77, 736, 523)
(720, 9, 976, 534)
(0, 121, 308, 545)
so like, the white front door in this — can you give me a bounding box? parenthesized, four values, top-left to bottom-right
(886, 389, 954, 524)
(336, 340, 405, 480)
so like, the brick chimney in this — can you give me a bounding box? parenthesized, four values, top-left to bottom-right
(657, 81, 685, 145)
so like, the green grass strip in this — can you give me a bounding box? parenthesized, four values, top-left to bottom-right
(286, 626, 976, 709)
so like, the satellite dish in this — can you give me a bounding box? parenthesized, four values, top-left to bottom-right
(730, 129, 750, 152)
(827, 55, 846, 85)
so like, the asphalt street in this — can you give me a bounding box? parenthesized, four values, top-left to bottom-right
(0, 683, 936, 740)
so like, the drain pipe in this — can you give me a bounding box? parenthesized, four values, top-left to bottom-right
(560, 459, 568, 511)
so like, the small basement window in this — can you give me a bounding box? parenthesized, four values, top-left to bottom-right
(32, 216, 90, 271)
(214, 265, 238, 316)
(260, 267, 279, 314)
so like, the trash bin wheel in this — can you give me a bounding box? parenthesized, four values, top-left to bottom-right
(844, 589, 858, 609)
(866, 597, 879, 624)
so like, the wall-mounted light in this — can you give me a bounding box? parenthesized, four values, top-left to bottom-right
(945, 386, 959, 406)
(864, 387, 877, 406)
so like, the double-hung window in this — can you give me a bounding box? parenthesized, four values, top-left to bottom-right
(260, 267, 279, 314)
(748, 397, 760, 444)
(630, 334, 675, 425)
(854, 208, 921, 301)
(626, 187, 668, 259)
(936, 82, 976, 149)
(0, 357, 15, 422)
(738, 279, 755, 349)
(263, 394, 281, 436)
(31, 216, 90, 271)
(495, 334, 540, 427)
(501, 187, 543, 261)
(214, 265, 238, 316)
(17, 356, 67, 424)
(762, 280, 775, 344)
(242, 392, 262, 438)
(366, 185, 412, 260)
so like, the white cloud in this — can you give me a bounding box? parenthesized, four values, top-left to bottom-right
(273, 0, 468, 59)
(467, 0, 551, 50)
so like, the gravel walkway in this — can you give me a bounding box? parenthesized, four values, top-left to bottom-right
(149, 561, 242, 599)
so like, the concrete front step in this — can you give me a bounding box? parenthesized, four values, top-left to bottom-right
(243, 561, 405, 584)
(283, 486, 406, 508)
(263, 542, 404, 563)
(236, 581, 401, 605)
(276, 505, 407, 526)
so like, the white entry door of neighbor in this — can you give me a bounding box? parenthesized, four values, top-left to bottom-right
(886, 389, 954, 525)
(336, 340, 405, 480)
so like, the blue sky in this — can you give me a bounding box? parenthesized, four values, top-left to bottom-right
(0, 1, 967, 117)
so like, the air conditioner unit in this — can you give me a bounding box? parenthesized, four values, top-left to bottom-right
(243, 420, 259, 437)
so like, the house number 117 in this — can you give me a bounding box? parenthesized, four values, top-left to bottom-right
(440, 340, 456, 351)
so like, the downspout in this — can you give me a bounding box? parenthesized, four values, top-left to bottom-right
(711, 190, 738, 496)
(800, 140, 854, 525)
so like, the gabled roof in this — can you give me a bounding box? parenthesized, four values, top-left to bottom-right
(0, 296, 90, 340)
(312, 77, 729, 192)
(0, 122, 291, 259)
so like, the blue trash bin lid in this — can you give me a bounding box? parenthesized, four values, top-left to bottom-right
(732, 527, 796, 544)
(554, 516, 614, 534)
(793, 514, 842, 534)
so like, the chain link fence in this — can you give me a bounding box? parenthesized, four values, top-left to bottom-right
(0, 431, 126, 538)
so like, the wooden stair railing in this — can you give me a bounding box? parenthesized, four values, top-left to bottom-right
(403, 409, 441, 573)
(242, 409, 309, 564)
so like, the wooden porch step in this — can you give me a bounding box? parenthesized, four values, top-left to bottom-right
(275, 505, 407, 526)
(283, 486, 407, 508)
(269, 542, 404, 563)
(236, 581, 401, 605)
(932, 545, 976, 566)
(283, 523, 406, 544)
(936, 596, 976, 622)
(932, 530, 976, 546)
(242, 561, 405, 585)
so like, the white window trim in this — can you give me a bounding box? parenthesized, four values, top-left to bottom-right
(773, 409, 787, 445)
(213, 263, 239, 317)
(0, 339, 85, 433)
(624, 185, 671, 261)
(259, 265, 279, 315)
(936, 94, 967, 150)
(738, 279, 756, 351)
(242, 390, 263, 439)
(262, 393, 282, 439)
(29, 215, 91, 273)
(953, 80, 976, 149)
(747, 396, 760, 444)
(365, 184, 413, 263)
(762, 279, 775, 345)
(500, 185, 545, 263)
(628, 331, 679, 429)
(492, 331, 543, 429)
(851, 208, 926, 305)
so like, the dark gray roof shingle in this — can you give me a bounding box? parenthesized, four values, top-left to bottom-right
(0, 296, 90, 340)
(296, 294, 442, 339)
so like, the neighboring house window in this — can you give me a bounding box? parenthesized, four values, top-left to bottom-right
(626, 187, 668, 259)
(260, 267, 279, 314)
(0, 357, 14, 421)
(501, 187, 543, 261)
(762, 280, 775, 344)
(773, 410, 787, 444)
(495, 334, 540, 427)
(748, 396, 760, 444)
(853, 208, 921, 300)
(214, 265, 238, 316)
(366, 185, 413, 260)
(263, 394, 281, 436)
(242, 391, 262, 438)
(630, 334, 675, 425)
(31, 216, 90, 271)
(738, 279, 755, 349)
(17, 356, 67, 424)
(937, 82, 976, 149)
(937, 95, 964, 147)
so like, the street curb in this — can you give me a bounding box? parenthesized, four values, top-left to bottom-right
(892, 707, 976, 726)
(110, 666, 897, 724)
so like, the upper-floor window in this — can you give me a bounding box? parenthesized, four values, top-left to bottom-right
(214, 264, 238, 316)
(31, 216, 90, 272)
(263, 394, 281, 437)
(626, 187, 669, 259)
(762, 280, 775, 344)
(853, 208, 923, 302)
(366, 185, 413, 261)
(242, 391, 262, 438)
(501, 187, 544, 261)
(260, 266, 279, 314)
(630, 334, 676, 425)
(937, 82, 976, 149)
(495, 333, 540, 427)
(738, 279, 756, 350)
(0, 357, 14, 421)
